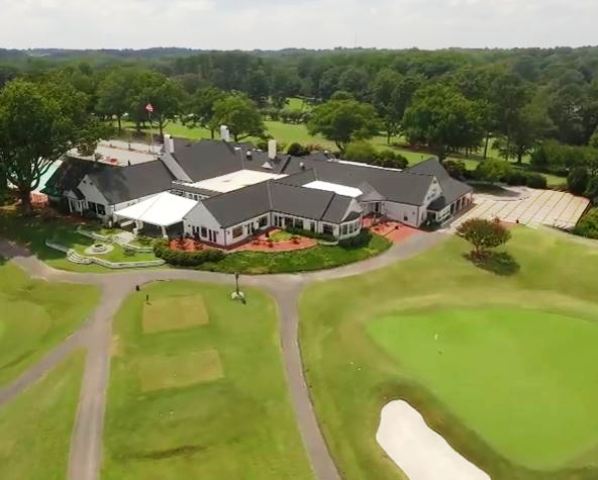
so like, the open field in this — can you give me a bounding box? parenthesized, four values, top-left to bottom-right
(300, 227, 598, 480)
(0, 260, 99, 386)
(104, 281, 313, 480)
(0, 352, 85, 480)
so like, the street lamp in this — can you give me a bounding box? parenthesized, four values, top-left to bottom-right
(235, 272, 240, 296)
(231, 272, 245, 303)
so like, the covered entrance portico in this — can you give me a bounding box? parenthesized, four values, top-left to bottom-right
(114, 192, 197, 238)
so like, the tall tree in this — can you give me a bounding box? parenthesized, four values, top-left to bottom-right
(96, 69, 134, 133)
(184, 86, 225, 139)
(307, 99, 380, 153)
(403, 84, 484, 160)
(210, 93, 265, 142)
(0, 79, 101, 212)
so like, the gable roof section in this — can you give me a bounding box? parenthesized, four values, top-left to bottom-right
(86, 160, 175, 205)
(190, 180, 358, 228)
(406, 158, 473, 204)
(42, 158, 111, 196)
(281, 156, 434, 206)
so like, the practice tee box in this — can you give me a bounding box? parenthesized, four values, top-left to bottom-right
(142, 294, 209, 333)
(136, 349, 224, 392)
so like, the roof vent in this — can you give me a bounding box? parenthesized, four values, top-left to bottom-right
(246, 151, 253, 159)
(300, 162, 305, 170)
(261, 161, 273, 170)
(220, 125, 230, 142)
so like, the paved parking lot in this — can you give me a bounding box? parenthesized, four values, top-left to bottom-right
(454, 188, 590, 230)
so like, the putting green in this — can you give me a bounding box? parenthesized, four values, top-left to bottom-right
(368, 306, 598, 470)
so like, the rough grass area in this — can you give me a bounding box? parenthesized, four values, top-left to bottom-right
(0, 261, 99, 386)
(206, 233, 392, 274)
(136, 350, 223, 392)
(104, 281, 313, 480)
(300, 227, 598, 480)
(0, 352, 85, 480)
(143, 294, 209, 333)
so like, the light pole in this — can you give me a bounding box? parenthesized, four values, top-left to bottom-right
(235, 272, 240, 296)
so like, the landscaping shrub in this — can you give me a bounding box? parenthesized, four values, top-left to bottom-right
(504, 170, 528, 186)
(153, 239, 225, 267)
(374, 151, 408, 169)
(568, 167, 590, 195)
(443, 160, 467, 180)
(573, 208, 598, 239)
(284, 226, 336, 243)
(524, 173, 547, 189)
(338, 229, 372, 249)
(475, 159, 513, 183)
(287, 142, 311, 156)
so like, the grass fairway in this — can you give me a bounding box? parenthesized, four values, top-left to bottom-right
(143, 294, 209, 333)
(104, 281, 313, 480)
(0, 352, 85, 480)
(0, 261, 99, 386)
(299, 227, 598, 480)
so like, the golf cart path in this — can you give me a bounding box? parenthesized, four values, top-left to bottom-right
(0, 231, 446, 480)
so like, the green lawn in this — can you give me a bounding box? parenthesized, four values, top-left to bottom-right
(0, 261, 99, 386)
(299, 227, 598, 480)
(205, 233, 391, 274)
(103, 281, 313, 480)
(0, 352, 85, 480)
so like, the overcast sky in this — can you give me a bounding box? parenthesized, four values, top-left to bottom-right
(0, 0, 596, 50)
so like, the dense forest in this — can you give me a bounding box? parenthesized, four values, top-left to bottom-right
(2, 47, 598, 215)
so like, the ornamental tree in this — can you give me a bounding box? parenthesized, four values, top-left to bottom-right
(456, 218, 511, 258)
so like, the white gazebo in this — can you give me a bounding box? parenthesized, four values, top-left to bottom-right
(114, 192, 197, 237)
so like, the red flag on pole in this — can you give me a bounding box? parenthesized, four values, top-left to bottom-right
(145, 103, 154, 113)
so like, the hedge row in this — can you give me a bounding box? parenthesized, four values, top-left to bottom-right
(338, 229, 372, 248)
(573, 208, 598, 239)
(153, 239, 225, 267)
(284, 226, 336, 243)
(503, 171, 548, 189)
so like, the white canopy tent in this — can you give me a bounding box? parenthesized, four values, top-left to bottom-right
(115, 192, 197, 237)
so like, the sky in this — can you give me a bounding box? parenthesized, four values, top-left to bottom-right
(0, 0, 597, 50)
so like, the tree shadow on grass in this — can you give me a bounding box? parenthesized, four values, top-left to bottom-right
(464, 251, 520, 276)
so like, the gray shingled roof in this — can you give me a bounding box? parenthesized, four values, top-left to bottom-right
(86, 160, 175, 205)
(171, 139, 291, 182)
(195, 180, 355, 228)
(406, 158, 473, 204)
(281, 157, 434, 206)
(43, 158, 111, 196)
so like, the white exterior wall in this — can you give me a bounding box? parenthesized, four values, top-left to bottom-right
(223, 212, 271, 246)
(183, 202, 225, 245)
(384, 202, 421, 227)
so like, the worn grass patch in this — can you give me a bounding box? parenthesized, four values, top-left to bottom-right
(137, 349, 223, 392)
(104, 281, 312, 480)
(143, 294, 209, 334)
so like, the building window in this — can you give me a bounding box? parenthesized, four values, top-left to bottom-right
(232, 226, 243, 238)
(200, 227, 207, 238)
(341, 224, 348, 235)
(294, 218, 304, 229)
(259, 216, 268, 228)
(97, 204, 106, 216)
(323, 224, 334, 236)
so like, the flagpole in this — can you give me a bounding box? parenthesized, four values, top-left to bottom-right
(148, 109, 153, 153)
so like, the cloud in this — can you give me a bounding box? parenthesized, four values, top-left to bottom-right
(0, 0, 595, 49)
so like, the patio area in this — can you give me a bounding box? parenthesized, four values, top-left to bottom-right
(363, 216, 420, 243)
(170, 229, 318, 253)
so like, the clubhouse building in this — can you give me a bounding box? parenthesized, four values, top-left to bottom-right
(44, 135, 473, 247)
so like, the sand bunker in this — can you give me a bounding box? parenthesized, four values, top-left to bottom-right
(376, 400, 491, 480)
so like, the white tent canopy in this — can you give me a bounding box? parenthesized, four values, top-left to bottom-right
(115, 192, 197, 229)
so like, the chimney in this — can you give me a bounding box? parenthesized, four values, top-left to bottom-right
(220, 125, 230, 142)
(268, 139, 277, 160)
(163, 134, 175, 154)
